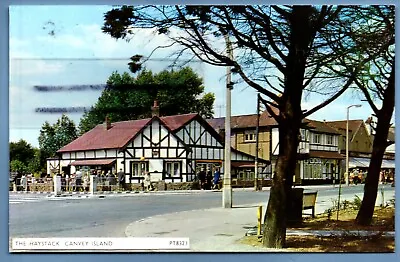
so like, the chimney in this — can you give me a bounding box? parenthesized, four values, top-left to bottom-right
(105, 115, 111, 130)
(151, 100, 160, 117)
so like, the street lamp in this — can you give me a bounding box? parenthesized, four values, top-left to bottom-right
(345, 104, 362, 186)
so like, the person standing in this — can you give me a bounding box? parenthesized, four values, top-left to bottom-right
(206, 168, 213, 190)
(213, 168, 221, 190)
(75, 169, 83, 191)
(198, 168, 206, 190)
(70, 173, 76, 192)
(20, 174, 27, 192)
(82, 173, 89, 192)
(117, 168, 125, 191)
(144, 172, 152, 191)
(106, 170, 114, 191)
(61, 173, 66, 191)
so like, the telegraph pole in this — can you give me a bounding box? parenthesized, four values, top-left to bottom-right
(254, 93, 260, 191)
(223, 33, 233, 208)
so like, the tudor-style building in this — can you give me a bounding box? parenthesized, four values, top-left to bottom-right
(47, 110, 262, 184)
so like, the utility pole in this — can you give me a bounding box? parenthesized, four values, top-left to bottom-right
(346, 104, 362, 186)
(254, 93, 260, 191)
(223, 33, 233, 208)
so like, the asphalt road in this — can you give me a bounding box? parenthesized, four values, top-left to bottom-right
(9, 184, 395, 238)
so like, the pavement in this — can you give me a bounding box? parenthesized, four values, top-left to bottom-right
(122, 185, 396, 252)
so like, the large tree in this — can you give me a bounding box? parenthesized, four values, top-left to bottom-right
(39, 114, 78, 158)
(78, 67, 215, 134)
(349, 6, 395, 226)
(102, 5, 379, 248)
(9, 140, 46, 174)
(9, 139, 35, 167)
(322, 6, 395, 225)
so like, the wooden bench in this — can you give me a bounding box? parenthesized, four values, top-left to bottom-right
(303, 191, 318, 217)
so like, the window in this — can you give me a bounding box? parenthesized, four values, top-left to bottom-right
(165, 161, 181, 177)
(326, 135, 333, 145)
(244, 131, 256, 142)
(131, 161, 148, 176)
(312, 134, 321, 144)
(300, 129, 306, 141)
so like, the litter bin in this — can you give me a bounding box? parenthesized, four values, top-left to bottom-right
(286, 187, 304, 226)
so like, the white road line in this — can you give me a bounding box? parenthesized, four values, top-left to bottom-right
(9, 197, 69, 204)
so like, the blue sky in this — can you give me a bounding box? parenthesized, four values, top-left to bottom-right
(9, 5, 388, 148)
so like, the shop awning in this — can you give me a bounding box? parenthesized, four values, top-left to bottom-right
(69, 159, 116, 166)
(349, 157, 370, 168)
(349, 157, 395, 169)
(382, 159, 395, 169)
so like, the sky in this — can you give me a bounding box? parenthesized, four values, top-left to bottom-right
(9, 5, 391, 148)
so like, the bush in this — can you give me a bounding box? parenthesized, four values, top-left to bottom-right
(352, 195, 362, 210)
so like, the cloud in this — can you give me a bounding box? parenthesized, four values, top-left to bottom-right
(9, 49, 65, 76)
(10, 59, 65, 76)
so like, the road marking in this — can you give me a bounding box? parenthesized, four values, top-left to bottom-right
(9, 196, 76, 205)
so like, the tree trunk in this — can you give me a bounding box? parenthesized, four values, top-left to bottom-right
(356, 62, 395, 225)
(262, 6, 313, 248)
(262, 116, 301, 247)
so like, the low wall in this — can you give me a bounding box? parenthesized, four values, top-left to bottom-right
(231, 179, 272, 188)
(10, 182, 54, 192)
(29, 183, 54, 192)
(9, 180, 274, 193)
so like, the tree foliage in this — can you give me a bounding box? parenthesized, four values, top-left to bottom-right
(27, 148, 47, 174)
(39, 114, 78, 158)
(102, 5, 384, 248)
(10, 160, 27, 173)
(78, 67, 215, 134)
(9, 139, 35, 166)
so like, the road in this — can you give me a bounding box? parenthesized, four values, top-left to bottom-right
(9, 184, 395, 238)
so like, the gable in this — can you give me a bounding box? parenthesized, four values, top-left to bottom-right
(174, 117, 223, 148)
(351, 122, 373, 152)
(125, 118, 187, 159)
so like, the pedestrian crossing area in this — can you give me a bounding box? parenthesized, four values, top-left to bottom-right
(9, 195, 78, 205)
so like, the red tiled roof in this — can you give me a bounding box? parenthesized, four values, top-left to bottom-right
(326, 120, 364, 136)
(70, 159, 116, 166)
(207, 111, 278, 131)
(161, 113, 197, 131)
(304, 119, 341, 134)
(207, 111, 341, 135)
(58, 114, 198, 153)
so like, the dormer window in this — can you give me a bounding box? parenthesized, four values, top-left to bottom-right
(244, 131, 256, 142)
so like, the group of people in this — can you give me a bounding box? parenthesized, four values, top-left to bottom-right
(59, 170, 87, 192)
(58, 168, 127, 192)
(197, 167, 221, 190)
(379, 170, 394, 184)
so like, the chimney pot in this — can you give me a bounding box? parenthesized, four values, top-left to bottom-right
(151, 100, 160, 117)
(105, 116, 111, 130)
